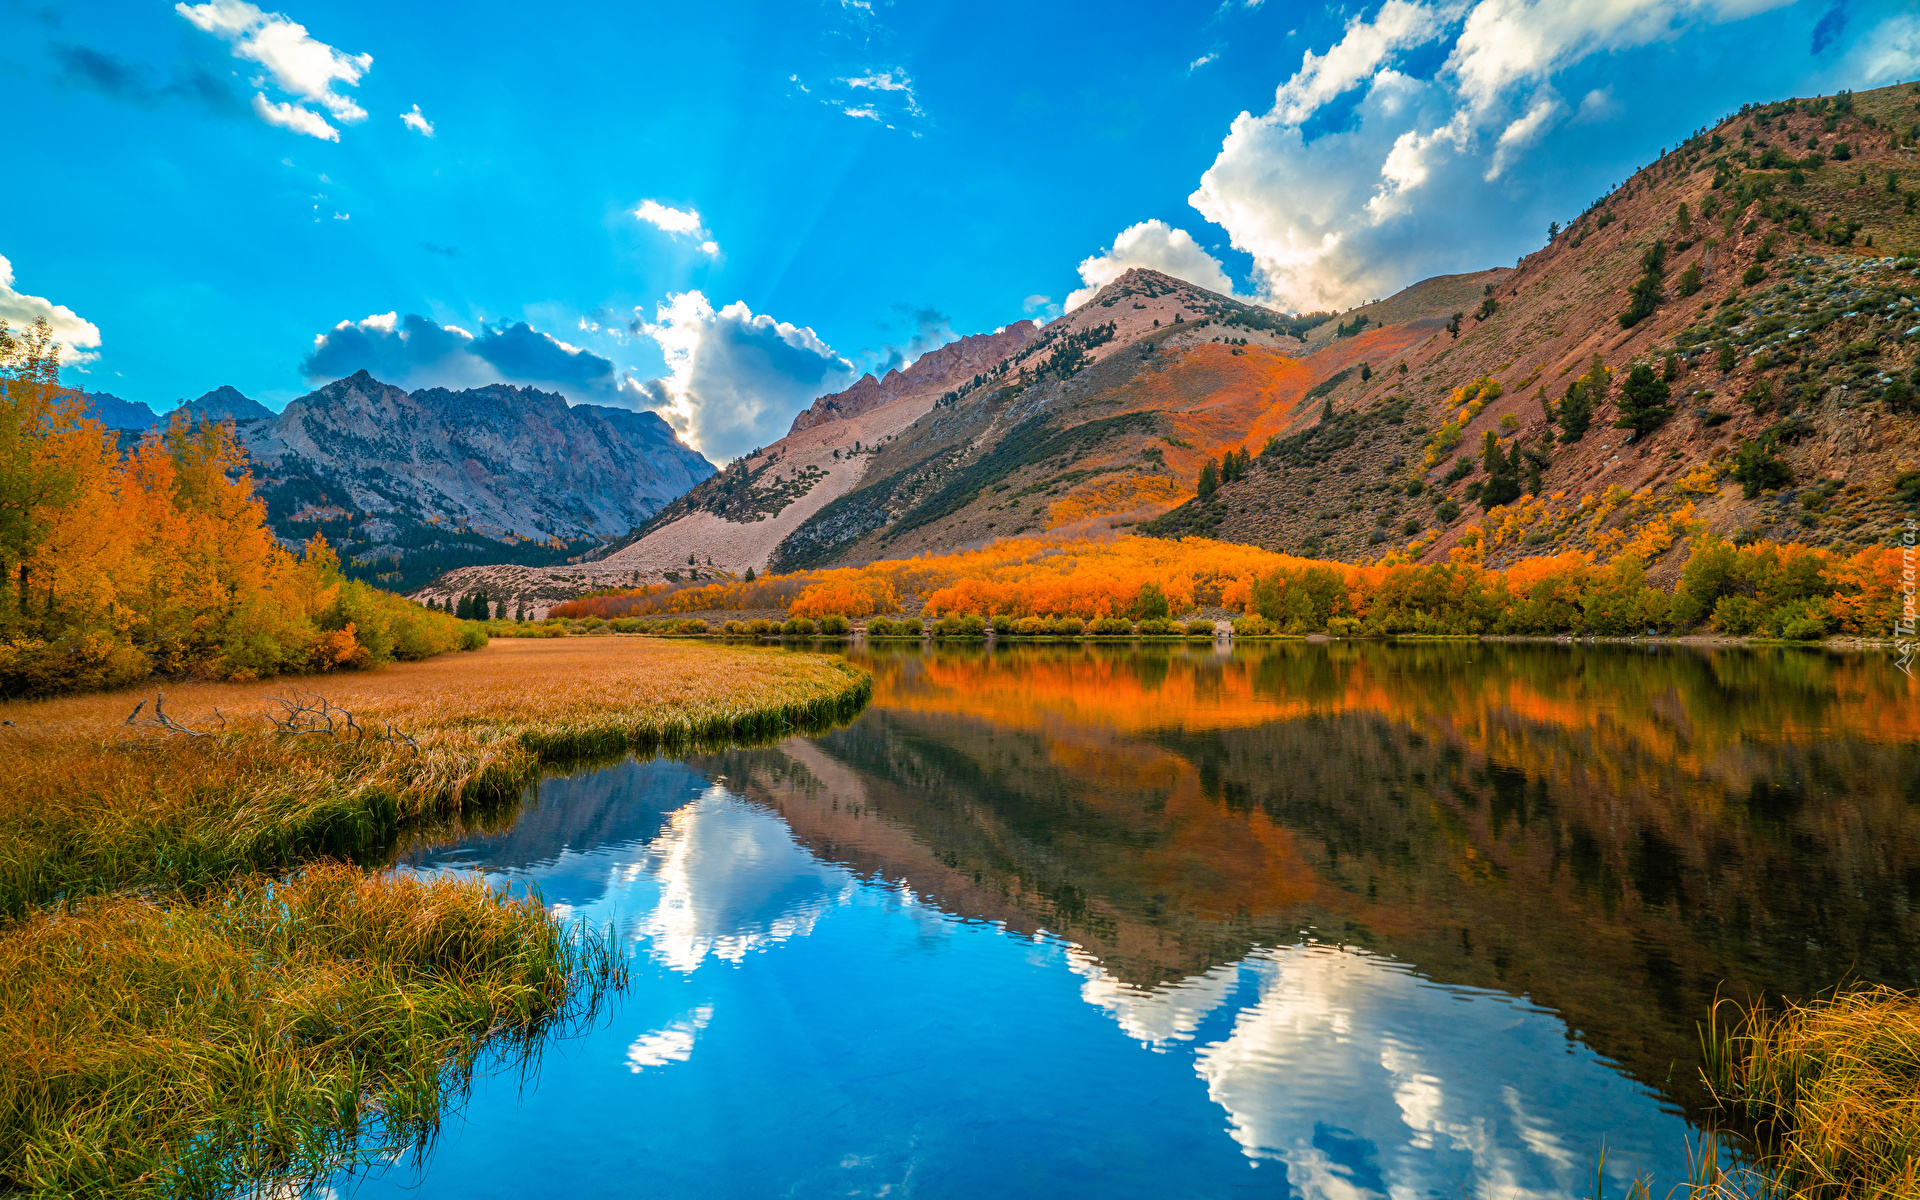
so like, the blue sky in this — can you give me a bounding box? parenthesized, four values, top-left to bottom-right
(2, 0, 1916, 460)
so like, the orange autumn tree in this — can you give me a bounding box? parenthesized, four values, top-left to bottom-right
(0, 318, 475, 696)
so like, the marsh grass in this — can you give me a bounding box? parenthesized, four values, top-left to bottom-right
(1695, 987, 1920, 1199)
(0, 863, 621, 1197)
(0, 639, 870, 1197)
(0, 639, 871, 916)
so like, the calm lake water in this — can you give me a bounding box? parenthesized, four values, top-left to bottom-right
(356, 642, 1919, 1199)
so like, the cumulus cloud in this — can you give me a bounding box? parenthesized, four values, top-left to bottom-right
(300, 312, 650, 409)
(1446, 0, 1792, 111)
(300, 294, 854, 460)
(634, 201, 720, 256)
(1064, 220, 1237, 312)
(0, 253, 102, 366)
(632, 292, 855, 461)
(177, 0, 372, 138)
(400, 104, 433, 136)
(1176, 0, 1796, 312)
(253, 92, 336, 139)
(1846, 11, 1920, 82)
(1485, 91, 1559, 179)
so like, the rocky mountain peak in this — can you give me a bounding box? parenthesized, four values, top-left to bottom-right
(787, 321, 1040, 434)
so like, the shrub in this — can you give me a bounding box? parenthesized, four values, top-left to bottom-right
(1712, 594, 1762, 635)
(1232, 615, 1273, 637)
(1055, 617, 1085, 637)
(1014, 616, 1046, 636)
(681, 618, 708, 635)
(818, 614, 851, 636)
(1730, 437, 1792, 497)
(960, 614, 987, 637)
(1769, 599, 1829, 641)
(1436, 499, 1462, 522)
(746, 618, 773, 635)
(1742, 263, 1767, 286)
(1132, 582, 1172, 621)
(781, 616, 815, 636)
(1138, 618, 1169, 636)
(866, 617, 895, 636)
(991, 615, 1013, 636)
(1090, 616, 1133, 636)
(1186, 618, 1216, 637)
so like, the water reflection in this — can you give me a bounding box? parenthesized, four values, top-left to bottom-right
(370, 642, 1917, 1199)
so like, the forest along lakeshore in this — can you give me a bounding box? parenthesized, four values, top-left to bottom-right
(328, 639, 1918, 1200)
(0, 325, 871, 1198)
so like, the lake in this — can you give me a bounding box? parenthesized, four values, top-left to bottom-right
(354, 641, 1919, 1199)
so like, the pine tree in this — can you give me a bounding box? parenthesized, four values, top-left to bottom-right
(744, 566, 756, 582)
(1614, 362, 1674, 437)
(1197, 458, 1219, 500)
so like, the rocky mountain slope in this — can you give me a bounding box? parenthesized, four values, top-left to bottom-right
(82, 384, 272, 432)
(578, 322, 1041, 574)
(1143, 81, 1920, 570)
(83, 391, 159, 430)
(426, 81, 1920, 612)
(240, 371, 713, 590)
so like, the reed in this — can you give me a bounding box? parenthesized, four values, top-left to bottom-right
(0, 639, 871, 917)
(1700, 987, 1920, 1199)
(0, 638, 870, 1197)
(0, 863, 622, 1197)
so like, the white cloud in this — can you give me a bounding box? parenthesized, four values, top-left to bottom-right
(252, 92, 336, 140)
(178, 1, 373, 135)
(1846, 13, 1920, 85)
(1574, 86, 1618, 122)
(1446, 0, 1793, 112)
(1484, 91, 1559, 180)
(1022, 294, 1062, 322)
(1065, 219, 1237, 311)
(841, 69, 923, 116)
(1269, 0, 1454, 125)
(633, 291, 855, 461)
(634, 200, 720, 255)
(1173, 0, 1797, 312)
(843, 106, 881, 120)
(400, 104, 433, 136)
(1190, 52, 1220, 71)
(0, 254, 102, 366)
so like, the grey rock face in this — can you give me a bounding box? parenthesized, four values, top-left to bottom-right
(242, 370, 715, 542)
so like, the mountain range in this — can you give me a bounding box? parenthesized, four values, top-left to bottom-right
(114, 81, 1919, 614)
(417, 79, 1910, 612)
(82, 373, 714, 591)
(82, 384, 276, 431)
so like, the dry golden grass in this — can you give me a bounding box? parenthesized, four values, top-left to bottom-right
(0, 862, 619, 1197)
(0, 639, 871, 916)
(1700, 986, 1920, 1199)
(0, 638, 869, 1196)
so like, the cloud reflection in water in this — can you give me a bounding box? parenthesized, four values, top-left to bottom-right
(1072, 941, 1678, 1198)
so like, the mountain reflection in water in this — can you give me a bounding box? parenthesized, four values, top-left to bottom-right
(373, 642, 1917, 1200)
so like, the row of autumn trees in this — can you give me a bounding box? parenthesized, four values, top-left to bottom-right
(0, 320, 476, 697)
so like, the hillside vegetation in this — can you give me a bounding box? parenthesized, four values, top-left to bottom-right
(0, 322, 479, 697)
(1150, 81, 1920, 572)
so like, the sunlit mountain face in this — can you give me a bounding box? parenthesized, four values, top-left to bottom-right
(380, 643, 1916, 1199)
